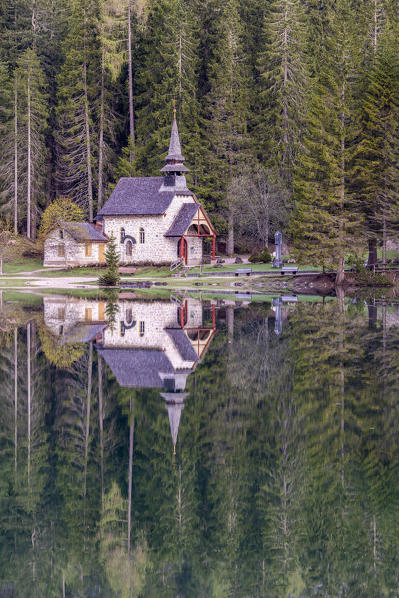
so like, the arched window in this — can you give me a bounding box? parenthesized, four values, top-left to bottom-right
(120, 228, 125, 243)
(139, 227, 145, 244)
(59, 229, 64, 239)
(126, 240, 133, 256)
(126, 308, 133, 325)
(139, 321, 145, 336)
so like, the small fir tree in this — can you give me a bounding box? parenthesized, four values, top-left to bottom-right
(99, 234, 120, 286)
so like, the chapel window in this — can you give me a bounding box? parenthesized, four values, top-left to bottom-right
(126, 240, 133, 256)
(58, 244, 65, 257)
(85, 243, 92, 257)
(139, 228, 145, 244)
(139, 321, 145, 337)
(120, 228, 125, 243)
(59, 229, 64, 239)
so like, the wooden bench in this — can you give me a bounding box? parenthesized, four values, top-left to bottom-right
(235, 268, 252, 277)
(280, 266, 298, 275)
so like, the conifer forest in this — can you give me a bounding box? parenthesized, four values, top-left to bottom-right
(1, 0, 399, 268)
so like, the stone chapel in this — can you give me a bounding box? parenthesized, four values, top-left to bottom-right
(97, 113, 216, 266)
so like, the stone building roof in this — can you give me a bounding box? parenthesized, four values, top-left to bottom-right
(166, 328, 200, 362)
(164, 203, 199, 237)
(96, 177, 176, 218)
(97, 348, 174, 387)
(61, 222, 108, 242)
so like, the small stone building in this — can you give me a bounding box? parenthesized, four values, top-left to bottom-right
(95, 114, 216, 266)
(43, 221, 108, 267)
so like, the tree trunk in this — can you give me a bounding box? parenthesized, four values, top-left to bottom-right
(0, 256, 3, 276)
(368, 238, 378, 267)
(83, 342, 93, 498)
(27, 322, 31, 486)
(82, 14, 93, 222)
(127, 397, 135, 555)
(382, 211, 387, 267)
(335, 256, 345, 286)
(98, 45, 105, 209)
(27, 74, 31, 239)
(14, 80, 18, 234)
(98, 356, 104, 509)
(14, 327, 18, 475)
(127, 2, 135, 164)
(227, 201, 234, 256)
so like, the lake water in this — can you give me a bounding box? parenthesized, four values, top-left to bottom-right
(1, 291, 399, 597)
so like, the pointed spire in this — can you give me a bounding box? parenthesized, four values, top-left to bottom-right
(160, 108, 189, 174)
(166, 116, 184, 162)
(160, 392, 188, 450)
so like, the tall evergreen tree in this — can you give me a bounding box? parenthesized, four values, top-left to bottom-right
(55, 0, 100, 220)
(353, 30, 399, 266)
(292, 0, 361, 283)
(15, 48, 48, 239)
(256, 0, 307, 186)
(205, 0, 250, 255)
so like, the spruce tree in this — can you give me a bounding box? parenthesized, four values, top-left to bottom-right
(353, 30, 399, 266)
(134, 0, 202, 179)
(256, 0, 308, 186)
(15, 48, 48, 239)
(0, 62, 14, 226)
(55, 0, 100, 220)
(99, 234, 120, 286)
(292, 0, 361, 284)
(205, 0, 250, 255)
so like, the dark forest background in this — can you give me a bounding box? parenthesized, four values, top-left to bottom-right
(1, 0, 399, 266)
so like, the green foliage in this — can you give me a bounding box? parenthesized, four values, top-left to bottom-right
(99, 234, 120, 286)
(38, 197, 85, 240)
(248, 247, 272, 263)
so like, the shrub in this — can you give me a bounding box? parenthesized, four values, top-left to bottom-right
(248, 247, 272, 263)
(98, 234, 120, 286)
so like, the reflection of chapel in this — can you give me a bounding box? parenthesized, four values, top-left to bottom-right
(96, 113, 216, 266)
(43, 296, 217, 451)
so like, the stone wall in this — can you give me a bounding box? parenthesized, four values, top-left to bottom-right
(103, 194, 204, 266)
(44, 228, 105, 267)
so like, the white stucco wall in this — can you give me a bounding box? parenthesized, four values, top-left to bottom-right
(102, 194, 204, 266)
(44, 228, 105, 267)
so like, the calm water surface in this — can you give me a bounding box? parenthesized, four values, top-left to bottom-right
(0, 292, 399, 597)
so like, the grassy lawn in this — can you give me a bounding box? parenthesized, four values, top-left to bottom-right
(190, 263, 323, 274)
(3, 258, 43, 274)
(0, 280, 32, 287)
(37, 265, 172, 278)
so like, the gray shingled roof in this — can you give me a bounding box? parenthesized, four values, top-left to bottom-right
(61, 222, 108, 242)
(166, 329, 200, 362)
(97, 348, 174, 387)
(164, 203, 199, 237)
(96, 178, 175, 218)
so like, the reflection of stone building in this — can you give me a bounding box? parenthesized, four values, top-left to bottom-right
(43, 296, 216, 450)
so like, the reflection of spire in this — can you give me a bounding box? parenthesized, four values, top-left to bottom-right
(161, 392, 188, 451)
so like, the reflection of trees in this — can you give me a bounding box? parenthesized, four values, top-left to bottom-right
(2, 300, 399, 595)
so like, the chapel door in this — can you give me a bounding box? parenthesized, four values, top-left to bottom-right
(177, 238, 188, 264)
